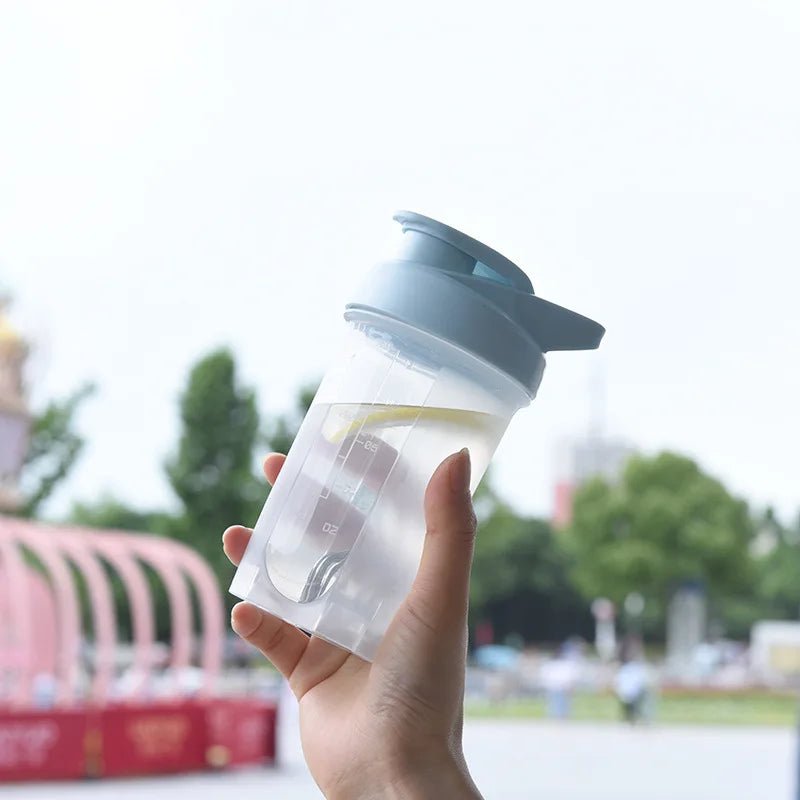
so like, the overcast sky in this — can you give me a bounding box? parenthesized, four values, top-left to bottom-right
(2, 0, 798, 523)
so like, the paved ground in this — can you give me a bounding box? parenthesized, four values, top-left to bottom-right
(3, 716, 795, 800)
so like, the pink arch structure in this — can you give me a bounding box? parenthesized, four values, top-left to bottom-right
(0, 516, 224, 709)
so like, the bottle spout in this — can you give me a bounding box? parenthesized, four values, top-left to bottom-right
(519, 295, 605, 352)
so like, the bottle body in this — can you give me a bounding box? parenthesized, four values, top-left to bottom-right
(231, 312, 529, 660)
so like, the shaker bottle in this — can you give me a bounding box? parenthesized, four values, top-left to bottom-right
(231, 211, 604, 660)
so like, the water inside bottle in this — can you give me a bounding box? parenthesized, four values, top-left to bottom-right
(262, 402, 506, 604)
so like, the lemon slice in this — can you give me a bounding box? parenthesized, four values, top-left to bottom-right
(326, 404, 491, 444)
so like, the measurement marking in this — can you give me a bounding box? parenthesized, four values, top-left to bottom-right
(321, 522, 339, 535)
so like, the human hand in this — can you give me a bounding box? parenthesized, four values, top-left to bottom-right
(223, 448, 483, 799)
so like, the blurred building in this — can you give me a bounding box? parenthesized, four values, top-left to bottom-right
(0, 298, 30, 512)
(552, 434, 634, 528)
(751, 621, 800, 686)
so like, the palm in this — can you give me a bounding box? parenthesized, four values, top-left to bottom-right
(299, 663, 369, 787)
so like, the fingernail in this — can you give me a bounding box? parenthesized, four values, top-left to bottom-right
(449, 448, 471, 494)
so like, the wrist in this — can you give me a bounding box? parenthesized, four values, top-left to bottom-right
(327, 755, 482, 800)
(382, 755, 482, 800)
(324, 744, 482, 800)
(379, 750, 481, 800)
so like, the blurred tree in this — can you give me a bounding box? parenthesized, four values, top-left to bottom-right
(753, 509, 800, 622)
(712, 509, 800, 638)
(264, 383, 317, 454)
(470, 500, 591, 643)
(165, 348, 263, 598)
(70, 495, 169, 533)
(69, 352, 319, 630)
(20, 382, 95, 517)
(565, 451, 755, 634)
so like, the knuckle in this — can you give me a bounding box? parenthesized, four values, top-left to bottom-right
(402, 597, 440, 637)
(452, 516, 478, 543)
(260, 621, 288, 653)
(426, 508, 477, 542)
(466, 507, 478, 536)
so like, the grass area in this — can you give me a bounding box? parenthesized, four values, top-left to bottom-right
(466, 690, 798, 727)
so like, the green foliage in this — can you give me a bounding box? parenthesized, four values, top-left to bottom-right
(470, 500, 591, 643)
(164, 348, 263, 595)
(565, 451, 755, 630)
(759, 544, 800, 617)
(753, 510, 800, 622)
(68, 350, 319, 631)
(472, 505, 563, 609)
(21, 382, 95, 517)
(70, 495, 170, 534)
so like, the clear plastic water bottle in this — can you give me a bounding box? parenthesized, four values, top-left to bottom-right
(231, 211, 604, 660)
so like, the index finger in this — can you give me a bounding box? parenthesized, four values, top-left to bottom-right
(222, 452, 287, 566)
(263, 452, 286, 484)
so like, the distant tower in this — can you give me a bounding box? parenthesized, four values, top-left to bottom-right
(588, 359, 607, 439)
(0, 296, 31, 511)
(552, 362, 633, 528)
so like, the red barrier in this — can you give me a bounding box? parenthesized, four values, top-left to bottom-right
(0, 698, 277, 782)
(205, 699, 277, 767)
(0, 709, 91, 781)
(99, 701, 207, 777)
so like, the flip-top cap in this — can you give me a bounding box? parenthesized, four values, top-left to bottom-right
(345, 211, 605, 396)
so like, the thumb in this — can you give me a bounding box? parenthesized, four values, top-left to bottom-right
(404, 448, 477, 636)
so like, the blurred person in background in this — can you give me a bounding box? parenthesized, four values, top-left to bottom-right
(540, 639, 581, 720)
(614, 636, 650, 725)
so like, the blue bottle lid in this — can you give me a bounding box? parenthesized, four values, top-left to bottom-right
(345, 211, 605, 396)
